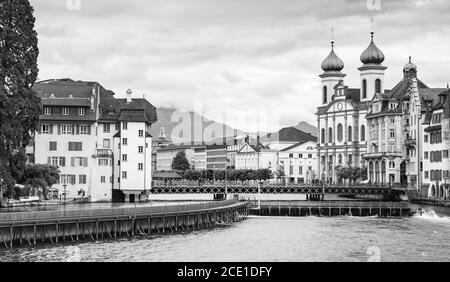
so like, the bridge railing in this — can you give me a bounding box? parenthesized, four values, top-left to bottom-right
(0, 200, 241, 225)
(251, 200, 410, 208)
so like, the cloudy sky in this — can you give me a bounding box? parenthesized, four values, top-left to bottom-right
(30, 0, 450, 132)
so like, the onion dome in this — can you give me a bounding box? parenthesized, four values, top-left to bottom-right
(403, 56, 417, 72)
(321, 41, 344, 72)
(360, 32, 385, 65)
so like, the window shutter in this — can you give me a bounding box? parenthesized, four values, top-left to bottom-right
(76, 125, 80, 135)
(83, 157, 88, 167)
(71, 157, 75, 167)
(72, 124, 75, 135)
(58, 124, 61, 135)
(49, 124, 54, 134)
(38, 125, 42, 134)
(87, 125, 91, 135)
(47, 157, 51, 164)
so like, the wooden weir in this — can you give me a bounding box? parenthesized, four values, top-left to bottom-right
(0, 200, 249, 249)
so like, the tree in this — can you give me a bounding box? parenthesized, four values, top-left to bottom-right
(0, 0, 41, 198)
(171, 151, 191, 171)
(20, 164, 59, 199)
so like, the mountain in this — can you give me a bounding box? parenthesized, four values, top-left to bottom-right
(293, 121, 318, 137)
(150, 107, 244, 144)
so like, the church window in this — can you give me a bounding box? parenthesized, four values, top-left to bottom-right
(375, 79, 381, 93)
(348, 126, 352, 142)
(362, 79, 367, 99)
(360, 125, 366, 142)
(337, 124, 343, 142)
(328, 127, 333, 144)
(322, 86, 327, 104)
(321, 129, 325, 144)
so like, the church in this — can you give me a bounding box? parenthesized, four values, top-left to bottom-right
(316, 29, 450, 195)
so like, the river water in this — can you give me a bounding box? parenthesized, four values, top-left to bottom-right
(0, 205, 449, 262)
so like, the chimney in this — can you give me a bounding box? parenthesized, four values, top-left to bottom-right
(126, 89, 132, 103)
(257, 135, 261, 146)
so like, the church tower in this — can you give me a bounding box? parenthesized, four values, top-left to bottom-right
(358, 30, 387, 101)
(320, 40, 346, 105)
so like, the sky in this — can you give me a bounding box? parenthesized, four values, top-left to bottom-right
(30, 0, 450, 132)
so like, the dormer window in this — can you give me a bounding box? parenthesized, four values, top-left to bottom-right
(44, 107, 52, 115)
(62, 107, 69, 116)
(79, 108, 85, 116)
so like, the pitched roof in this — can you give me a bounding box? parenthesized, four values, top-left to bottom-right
(100, 98, 157, 123)
(262, 127, 317, 143)
(279, 141, 309, 152)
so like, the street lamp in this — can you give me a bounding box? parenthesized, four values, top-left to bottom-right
(62, 183, 68, 203)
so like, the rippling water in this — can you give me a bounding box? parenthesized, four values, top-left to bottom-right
(1, 205, 449, 262)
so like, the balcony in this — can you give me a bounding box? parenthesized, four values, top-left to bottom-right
(404, 138, 416, 147)
(363, 152, 403, 160)
(93, 149, 113, 158)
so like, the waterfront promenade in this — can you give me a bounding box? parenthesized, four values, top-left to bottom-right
(0, 200, 248, 248)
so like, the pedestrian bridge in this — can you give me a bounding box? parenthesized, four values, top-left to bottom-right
(150, 183, 400, 196)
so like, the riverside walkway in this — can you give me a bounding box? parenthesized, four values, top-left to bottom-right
(0, 200, 248, 248)
(248, 200, 411, 217)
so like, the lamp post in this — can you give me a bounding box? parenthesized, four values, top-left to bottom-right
(62, 183, 67, 203)
(225, 158, 230, 199)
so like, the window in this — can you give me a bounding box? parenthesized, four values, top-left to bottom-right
(389, 161, 395, 169)
(42, 124, 50, 134)
(444, 150, 449, 159)
(122, 138, 128, 145)
(80, 125, 88, 135)
(424, 152, 429, 159)
(61, 125, 72, 135)
(115, 123, 120, 131)
(348, 126, 352, 142)
(78, 108, 85, 116)
(68, 142, 82, 151)
(289, 154, 294, 158)
(62, 107, 69, 115)
(103, 139, 110, 149)
(44, 107, 52, 115)
(138, 146, 144, 154)
(308, 154, 312, 159)
(101, 176, 106, 183)
(299, 166, 303, 175)
(322, 86, 327, 104)
(389, 130, 395, 139)
(328, 128, 333, 144)
(424, 135, 428, 143)
(58, 157, 66, 167)
(138, 163, 143, 171)
(337, 124, 343, 142)
(375, 79, 381, 93)
(122, 154, 128, 162)
(299, 154, 303, 158)
(123, 122, 128, 130)
(98, 159, 109, 166)
(390, 117, 395, 123)
(361, 125, 366, 142)
(122, 171, 127, 179)
(103, 123, 110, 133)
(51, 157, 58, 166)
(139, 130, 144, 137)
(49, 142, 57, 151)
(321, 129, 325, 144)
(362, 79, 367, 99)
(79, 175, 87, 184)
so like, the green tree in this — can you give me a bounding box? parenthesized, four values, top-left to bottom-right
(20, 164, 59, 199)
(171, 151, 191, 171)
(0, 0, 41, 198)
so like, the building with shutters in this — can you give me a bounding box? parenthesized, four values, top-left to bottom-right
(32, 78, 157, 202)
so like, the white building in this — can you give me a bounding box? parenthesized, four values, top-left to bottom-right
(235, 143, 278, 172)
(33, 79, 157, 202)
(278, 141, 318, 184)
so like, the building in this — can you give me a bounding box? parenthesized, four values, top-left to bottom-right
(151, 127, 172, 171)
(193, 145, 207, 170)
(206, 144, 228, 170)
(316, 35, 373, 183)
(235, 139, 278, 172)
(278, 141, 318, 184)
(156, 145, 195, 171)
(422, 90, 450, 199)
(33, 78, 157, 202)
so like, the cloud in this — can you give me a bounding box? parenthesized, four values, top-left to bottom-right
(30, 0, 450, 132)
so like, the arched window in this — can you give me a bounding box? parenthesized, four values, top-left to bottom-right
(375, 79, 381, 93)
(361, 125, 366, 142)
(337, 124, 343, 142)
(321, 128, 325, 144)
(328, 127, 333, 144)
(348, 126, 352, 142)
(362, 79, 367, 99)
(322, 86, 327, 104)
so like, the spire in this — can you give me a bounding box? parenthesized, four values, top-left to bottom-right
(321, 28, 344, 73)
(360, 17, 385, 66)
